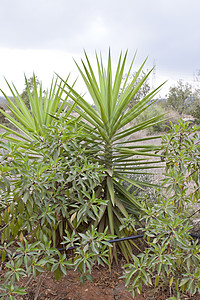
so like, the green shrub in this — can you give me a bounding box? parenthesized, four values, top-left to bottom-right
(0, 228, 113, 298)
(191, 103, 200, 124)
(0, 118, 117, 298)
(0, 118, 107, 245)
(122, 120, 200, 299)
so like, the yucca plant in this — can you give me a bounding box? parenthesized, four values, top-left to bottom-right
(58, 50, 166, 260)
(0, 74, 76, 145)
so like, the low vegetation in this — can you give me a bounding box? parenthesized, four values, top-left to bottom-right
(0, 50, 200, 299)
(123, 120, 200, 298)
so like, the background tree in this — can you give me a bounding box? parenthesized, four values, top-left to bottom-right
(190, 101, 200, 123)
(167, 80, 195, 115)
(20, 75, 40, 107)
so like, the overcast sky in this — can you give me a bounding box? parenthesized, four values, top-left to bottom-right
(0, 0, 200, 97)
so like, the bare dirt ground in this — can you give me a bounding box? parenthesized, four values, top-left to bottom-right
(12, 264, 200, 300)
(18, 265, 133, 300)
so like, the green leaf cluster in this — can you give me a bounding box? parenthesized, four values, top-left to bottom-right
(0, 119, 114, 297)
(0, 118, 106, 247)
(0, 74, 75, 144)
(0, 226, 113, 299)
(123, 120, 200, 299)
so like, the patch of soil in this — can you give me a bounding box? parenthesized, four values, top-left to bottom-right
(15, 264, 200, 300)
(18, 265, 132, 300)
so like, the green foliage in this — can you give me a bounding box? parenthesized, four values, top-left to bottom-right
(58, 50, 165, 259)
(0, 118, 107, 245)
(162, 119, 200, 201)
(0, 227, 113, 298)
(0, 74, 75, 144)
(121, 70, 151, 108)
(20, 75, 40, 107)
(167, 80, 199, 116)
(191, 102, 200, 123)
(122, 120, 200, 299)
(69, 226, 114, 283)
(0, 119, 115, 298)
(135, 103, 166, 134)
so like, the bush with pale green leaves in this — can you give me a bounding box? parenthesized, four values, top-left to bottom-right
(123, 120, 200, 299)
(0, 118, 115, 298)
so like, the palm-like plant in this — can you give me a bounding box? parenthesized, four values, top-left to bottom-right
(59, 50, 165, 260)
(0, 74, 75, 144)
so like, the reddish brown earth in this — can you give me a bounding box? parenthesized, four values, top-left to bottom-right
(13, 264, 200, 300)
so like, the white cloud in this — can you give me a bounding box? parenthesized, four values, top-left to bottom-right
(0, 0, 200, 97)
(0, 49, 85, 95)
